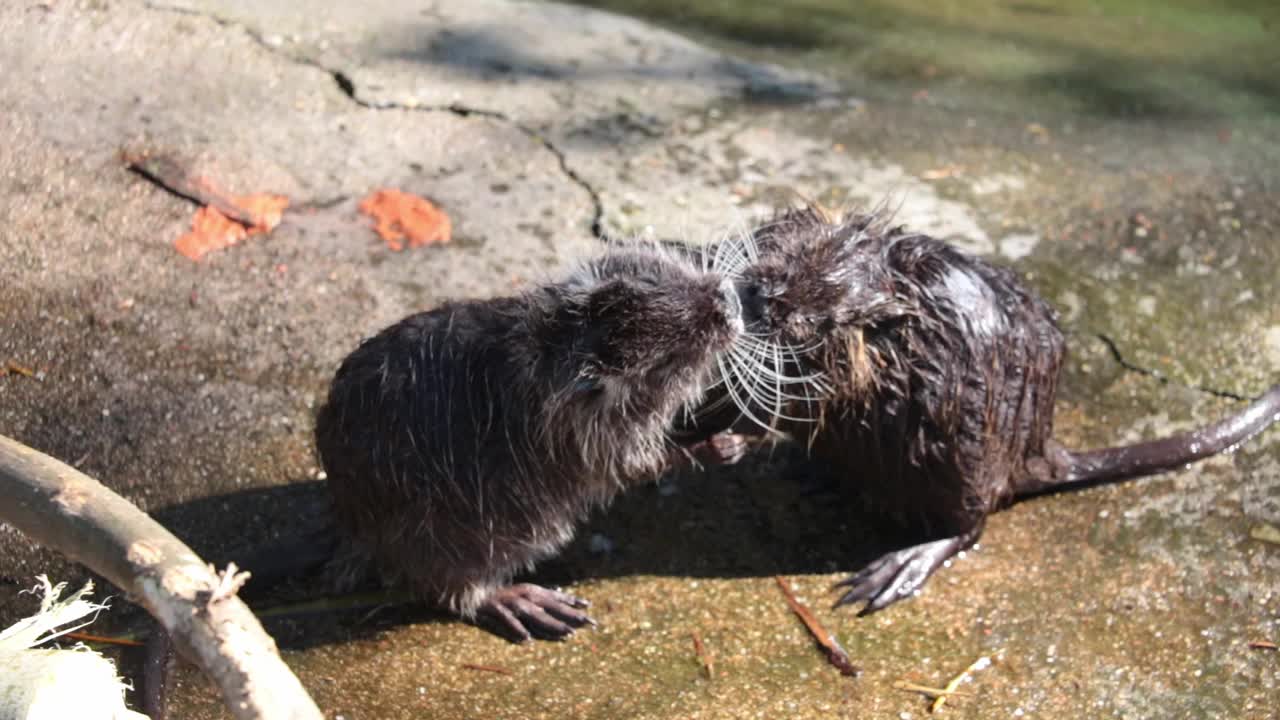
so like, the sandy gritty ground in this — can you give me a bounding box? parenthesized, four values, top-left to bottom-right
(1, 1, 1277, 717)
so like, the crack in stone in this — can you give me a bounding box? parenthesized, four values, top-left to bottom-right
(1095, 333, 1248, 402)
(327, 71, 606, 240)
(142, 1, 606, 241)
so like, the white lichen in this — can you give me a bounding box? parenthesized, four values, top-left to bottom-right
(0, 576, 148, 720)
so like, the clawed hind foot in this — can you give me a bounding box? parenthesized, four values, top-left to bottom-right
(476, 583, 596, 643)
(832, 533, 976, 615)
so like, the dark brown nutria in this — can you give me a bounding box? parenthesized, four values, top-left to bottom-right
(688, 206, 1280, 614)
(314, 242, 745, 641)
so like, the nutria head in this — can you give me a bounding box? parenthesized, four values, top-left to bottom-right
(702, 207, 903, 430)
(535, 242, 744, 452)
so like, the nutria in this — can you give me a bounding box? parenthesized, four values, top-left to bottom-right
(687, 206, 1280, 615)
(314, 242, 745, 641)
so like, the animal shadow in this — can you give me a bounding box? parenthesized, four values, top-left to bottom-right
(143, 444, 903, 650)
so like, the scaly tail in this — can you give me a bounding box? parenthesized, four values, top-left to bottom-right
(1024, 385, 1280, 497)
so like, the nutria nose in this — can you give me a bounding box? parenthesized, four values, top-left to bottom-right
(734, 279, 767, 327)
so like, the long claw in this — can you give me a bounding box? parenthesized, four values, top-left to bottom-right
(509, 597, 574, 640)
(543, 600, 596, 627)
(544, 587, 591, 610)
(830, 533, 978, 615)
(479, 600, 532, 643)
(476, 583, 596, 643)
(831, 560, 887, 590)
(833, 581, 880, 609)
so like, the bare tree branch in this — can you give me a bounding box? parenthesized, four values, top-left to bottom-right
(0, 433, 323, 720)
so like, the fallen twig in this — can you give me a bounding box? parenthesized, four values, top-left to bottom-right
(123, 149, 289, 260)
(0, 433, 322, 720)
(931, 652, 998, 714)
(893, 680, 973, 700)
(3, 362, 40, 380)
(62, 631, 145, 648)
(691, 631, 714, 679)
(461, 663, 513, 675)
(1250, 523, 1280, 546)
(124, 151, 256, 227)
(775, 576, 861, 677)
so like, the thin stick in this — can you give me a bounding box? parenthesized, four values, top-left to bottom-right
(123, 152, 256, 227)
(0, 433, 322, 720)
(4, 362, 38, 379)
(691, 631, 714, 679)
(62, 631, 145, 648)
(931, 653, 997, 713)
(775, 576, 861, 677)
(892, 680, 973, 699)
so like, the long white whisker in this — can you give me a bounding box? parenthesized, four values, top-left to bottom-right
(712, 227, 745, 269)
(731, 335, 830, 410)
(695, 391, 735, 416)
(781, 344, 829, 400)
(728, 348, 820, 423)
(773, 336, 826, 354)
(718, 353, 784, 434)
(713, 237, 749, 277)
(725, 351, 786, 429)
(730, 346, 784, 417)
(782, 343, 818, 410)
(729, 343, 826, 385)
(694, 393, 736, 419)
(741, 225, 760, 262)
(770, 343, 784, 424)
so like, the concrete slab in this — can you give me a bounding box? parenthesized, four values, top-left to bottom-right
(0, 1, 1276, 718)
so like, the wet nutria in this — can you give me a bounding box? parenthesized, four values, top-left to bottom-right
(689, 206, 1280, 614)
(314, 242, 745, 641)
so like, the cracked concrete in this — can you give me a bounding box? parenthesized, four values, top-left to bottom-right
(1095, 334, 1251, 402)
(148, 0, 616, 238)
(140, 0, 834, 244)
(1, 0, 1277, 718)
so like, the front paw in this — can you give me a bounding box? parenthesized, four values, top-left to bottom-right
(696, 432, 748, 466)
(476, 583, 596, 643)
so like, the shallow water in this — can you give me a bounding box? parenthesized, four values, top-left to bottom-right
(570, 0, 1280, 127)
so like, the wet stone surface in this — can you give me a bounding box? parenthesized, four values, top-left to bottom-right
(1, 1, 1277, 718)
